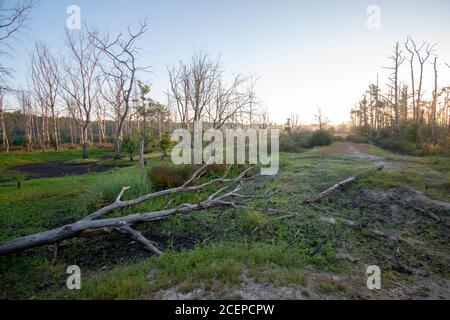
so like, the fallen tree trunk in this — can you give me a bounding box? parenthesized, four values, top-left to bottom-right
(306, 176, 358, 203)
(0, 164, 264, 255)
(305, 165, 384, 204)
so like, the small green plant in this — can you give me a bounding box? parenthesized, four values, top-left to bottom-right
(159, 134, 172, 159)
(122, 137, 138, 161)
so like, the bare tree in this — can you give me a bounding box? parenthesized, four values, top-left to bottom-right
(30, 42, 60, 150)
(89, 20, 148, 159)
(385, 42, 406, 136)
(17, 87, 34, 151)
(431, 56, 438, 144)
(168, 52, 256, 130)
(168, 63, 190, 129)
(0, 87, 9, 151)
(258, 106, 270, 129)
(0, 0, 36, 87)
(405, 37, 416, 122)
(98, 68, 125, 143)
(94, 96, 107, 145)
(0, 165, 269, 256)
(136, 81, 150, 175)
(314, 107, 329, 130)
(410, 39, 436, 143)
(207, 75, 256, 129)
(168, 51, 222, 129)
(290, 113, 301, 133)
(60, 29, 102, 159)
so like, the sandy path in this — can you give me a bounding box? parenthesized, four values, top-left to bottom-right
(334, 143, 396, 168)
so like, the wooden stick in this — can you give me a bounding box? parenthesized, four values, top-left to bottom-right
(0, 167, 264, 255)
(305, 165, 384, 204)
(305, 176, 358, 204)
(118, 225, 162, 256)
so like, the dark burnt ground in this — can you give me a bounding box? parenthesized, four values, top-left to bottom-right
(12, 160, 113, 179)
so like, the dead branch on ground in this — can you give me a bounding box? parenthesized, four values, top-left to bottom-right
(304, 165, 384, 204)
(0, 164, 266, 256)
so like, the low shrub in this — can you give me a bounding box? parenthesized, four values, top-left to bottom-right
(159, 134, 172, 158)
(12, 135, 27, 146)
(308, 130, 333, 147)
(279, 133, 310, 153)
(122, 137, 138, 161)
(148, 163, 228, 190)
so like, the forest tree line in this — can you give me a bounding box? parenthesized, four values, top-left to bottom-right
(350, 38, 450, 154)
(0, 2, 270, 159)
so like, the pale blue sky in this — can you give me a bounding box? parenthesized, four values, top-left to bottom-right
(5, 0, 450, 124)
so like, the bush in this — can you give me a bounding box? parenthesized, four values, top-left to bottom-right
(394, 139, 418, 154)
(279, 133, 310, 153)
(159, 134, 172, 158)
(122, 137, 138, 161)
(308, 130, 333, 147)
(148, 164, 228, 190)
(145, 136, 159, 153)
(12, 135, 27, 146)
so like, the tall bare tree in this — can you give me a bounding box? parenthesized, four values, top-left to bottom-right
(168, 51, 222, 129)
(431, 56, 438, 144)
(0, 87, 9, 151)
(168, 52, 256, 130)
(314, 107, 330, 130)
(208, 75, 256, 129)
(385, 42, 405, 136)
(30, 42, 60, 150)
(89, 20, 148, 160)
(17, 87, 33, 151)
(410, 39, 435, 143)
(405, 37, 416, 122)
(60, 29, 102, 159)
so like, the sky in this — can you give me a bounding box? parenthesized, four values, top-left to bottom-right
(4, 0, 450, 124)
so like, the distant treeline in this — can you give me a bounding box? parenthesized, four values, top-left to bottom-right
(350, 39, 450, 155)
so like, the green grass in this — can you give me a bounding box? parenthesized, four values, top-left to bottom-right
(0, 143, 449, 299)
(43, 241, 337, 299)
(0, 147, 108, 170)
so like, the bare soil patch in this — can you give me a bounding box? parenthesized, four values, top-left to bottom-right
(12, 160, 114, 179)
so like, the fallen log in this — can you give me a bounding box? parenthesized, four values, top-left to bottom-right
(0, 164, 265, 256)
(306, 176, 358, 203)
(305, 165, 384, 204)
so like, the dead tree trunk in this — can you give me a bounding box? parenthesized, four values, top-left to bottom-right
(0, 90, 9, 152)
(0, 165, 262, 256)
(431, 56, 438, 144)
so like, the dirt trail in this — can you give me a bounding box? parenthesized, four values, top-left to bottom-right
(343, 143, 396, 168)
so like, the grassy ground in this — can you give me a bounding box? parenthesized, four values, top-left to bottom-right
(0, 143, 448, 299)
